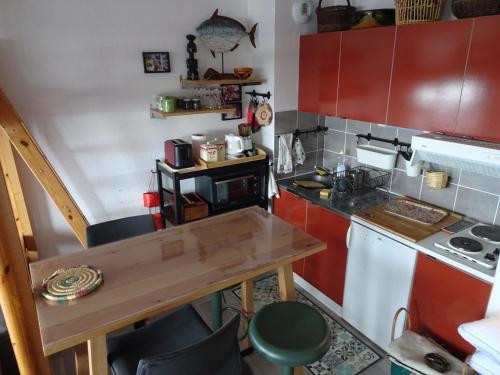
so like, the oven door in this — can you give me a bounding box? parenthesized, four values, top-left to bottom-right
(213, 173, 261, 210)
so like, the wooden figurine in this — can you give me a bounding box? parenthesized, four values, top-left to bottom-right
(186, 34, 199, 81)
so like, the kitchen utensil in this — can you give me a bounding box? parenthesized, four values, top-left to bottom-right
(182, 98, 193, 110)
(161, 97, 177, 113)
(315, 166, 331, 176)
(234, 67, 253, 79)
(191, 134, 207, 160)
(425, 171, 448, 189)
(164, 139, 194, 169)
(349, 169, 365, 189)
(200, 142, 219, 162)
(211, 137, 225, 161)
(310, 173, 332, 188)
(441, 219, 476, 234)
(405, 159, 422, 177)
(353, 198, 462, 243)
(225, 134, 245, 155)
(320, 189, 332, 200)
(356, 145, 398, 170)
(384, 199, 449, 225)
(293, 180, 326, 189)
(238, 123, 252, 137)
(424, 353, 451, 373)
(255, 102, 273, 126)
(192, 98, 201, 110)
(352, 9, 395, 29)
(181, 192, 208, 222)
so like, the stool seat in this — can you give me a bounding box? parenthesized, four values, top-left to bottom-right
(249, 301, 331, 368)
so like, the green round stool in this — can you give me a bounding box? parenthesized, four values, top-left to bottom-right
(249, 301, 331, 375)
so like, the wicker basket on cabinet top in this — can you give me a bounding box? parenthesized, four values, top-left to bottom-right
(452, 0, 500, 18)
(395, 0, 445, 25)
(316, 0, 355, 32)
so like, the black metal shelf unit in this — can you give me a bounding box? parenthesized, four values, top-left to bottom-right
(156, 157, 269, 226)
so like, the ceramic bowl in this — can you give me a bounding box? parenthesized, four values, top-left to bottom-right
(234, 67, 253, 79)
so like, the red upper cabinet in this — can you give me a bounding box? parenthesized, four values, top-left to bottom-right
(304, 204, 350, 306)
(387, 19, 473, 132)
(455, 16, 500, 142)
(337, 27, 396, 123)
(409, 253, 492, 359)
(273, 189, 307, 276)
(298, 32, 341, 116)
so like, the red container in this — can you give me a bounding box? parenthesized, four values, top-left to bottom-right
(143, 192, 160, 208)
(153, 213, 164, 229)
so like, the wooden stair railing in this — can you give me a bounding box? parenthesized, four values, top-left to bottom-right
(0, 88, 93, 374)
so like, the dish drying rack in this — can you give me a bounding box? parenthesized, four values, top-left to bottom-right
(331, 166, 391, 197)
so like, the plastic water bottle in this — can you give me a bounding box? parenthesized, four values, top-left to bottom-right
(336, 150, 346, 177)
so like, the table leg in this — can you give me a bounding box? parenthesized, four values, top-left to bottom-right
(277, 264, 296, 301)
(74, 343, 89, 375)
(241, 279, 254, 350)
(277, 265, 303, 375)
(87, 335, 108, 375)
(211, 291, 223, 330)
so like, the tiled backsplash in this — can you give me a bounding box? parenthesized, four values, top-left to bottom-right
(274, 110, 324, 179)
(274, 110, 500, 224)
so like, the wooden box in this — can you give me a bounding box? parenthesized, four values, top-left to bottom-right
(181, 193, 208, 222)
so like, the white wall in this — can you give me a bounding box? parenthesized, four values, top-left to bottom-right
(0, 0, 274, 258)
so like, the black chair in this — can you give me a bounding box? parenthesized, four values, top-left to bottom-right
(86, 214, 157, 248)
(107, 304, 242, 375)
(86, 214, 157, 329)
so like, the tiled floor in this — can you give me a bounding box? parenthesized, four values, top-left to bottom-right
(193, 281, 391, 375)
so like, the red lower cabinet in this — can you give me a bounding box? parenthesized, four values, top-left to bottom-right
(304, 204, 350, 306)
(409, 253, 492, 359)
(273, 189, 307, 276)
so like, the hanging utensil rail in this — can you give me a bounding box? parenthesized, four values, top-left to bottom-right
(245, 90, 272, 100)
(356, 133, 413, 161)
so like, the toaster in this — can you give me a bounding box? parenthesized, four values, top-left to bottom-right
(164, 139, 194, 169)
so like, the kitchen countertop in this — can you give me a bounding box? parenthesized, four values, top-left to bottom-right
(277, 173, 396, 219)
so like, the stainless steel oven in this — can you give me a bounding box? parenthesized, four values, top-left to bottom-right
(195, 166, 265, 211)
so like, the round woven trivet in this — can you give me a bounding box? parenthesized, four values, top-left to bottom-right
(41, 265, 103, 302)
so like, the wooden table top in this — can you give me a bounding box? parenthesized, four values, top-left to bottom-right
(29, 206, 326, 356)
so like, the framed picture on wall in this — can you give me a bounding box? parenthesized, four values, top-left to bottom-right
(222, 102, 243, 121)
(221, 84, 241, 103)
(142, 52, 171, 73)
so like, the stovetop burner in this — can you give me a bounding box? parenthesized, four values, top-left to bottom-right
(471, 225, 500, 243)
(449, 237, 483, 253)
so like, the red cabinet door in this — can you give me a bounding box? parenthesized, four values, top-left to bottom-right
(387, 19, 473, 132)
(304, 204, 350, 306)
(455, 15, 500, 142)
(337, 27, 396, 123)
(273, 189, 307, 276)
(298, 32, 341, 116)
(409, 253, 492, 359)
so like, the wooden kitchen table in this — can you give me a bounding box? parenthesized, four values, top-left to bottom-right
(29, 206, 326, 375)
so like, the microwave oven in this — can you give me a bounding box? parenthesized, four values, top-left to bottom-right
(195, 166, 265, 211)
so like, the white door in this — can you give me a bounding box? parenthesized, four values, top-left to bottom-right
(343, 221, 417, 349)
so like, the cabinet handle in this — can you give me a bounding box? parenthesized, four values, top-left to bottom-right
(346, 225, 352, 249)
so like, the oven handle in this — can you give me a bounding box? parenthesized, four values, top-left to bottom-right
(214, 175, 254, 185)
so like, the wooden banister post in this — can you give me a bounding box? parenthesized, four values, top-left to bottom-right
(0, 128, 38, 262)
(0, 88, 89, 244)
(0, 159, 51, 375)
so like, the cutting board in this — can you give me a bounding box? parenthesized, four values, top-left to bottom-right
(353, 197, 462, 242)
(293, 180, 326, 189)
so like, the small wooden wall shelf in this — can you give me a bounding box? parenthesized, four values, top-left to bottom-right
(180, 78, 264, 88)
(150, 106, 234, 119)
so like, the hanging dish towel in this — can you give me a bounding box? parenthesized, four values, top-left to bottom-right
(277, 133, 293, 174)
(292, 137, 306, 166)
(268, 170, 280, 199)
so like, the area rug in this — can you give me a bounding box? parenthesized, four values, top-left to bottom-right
(231, 274, 382, 375)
